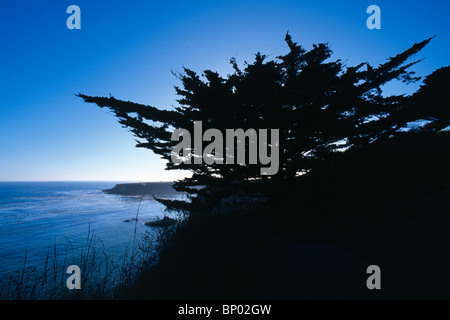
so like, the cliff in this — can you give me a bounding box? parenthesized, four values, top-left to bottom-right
(103, 182, 177, 196)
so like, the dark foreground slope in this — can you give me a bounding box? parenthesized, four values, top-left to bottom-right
(118, 132, 450, 299)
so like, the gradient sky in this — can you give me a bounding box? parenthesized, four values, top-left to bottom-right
(0, 0, 448, 181)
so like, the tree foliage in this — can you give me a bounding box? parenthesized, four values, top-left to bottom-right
(78, 34, 448, 213)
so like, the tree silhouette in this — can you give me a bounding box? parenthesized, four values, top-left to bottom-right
(78, 34, 446, 213)
(401, 66, 450, 131)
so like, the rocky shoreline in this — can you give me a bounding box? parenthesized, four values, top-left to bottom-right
(123, 216, 178, 227)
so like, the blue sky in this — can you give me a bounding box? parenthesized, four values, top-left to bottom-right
(0, 0, 448, 181)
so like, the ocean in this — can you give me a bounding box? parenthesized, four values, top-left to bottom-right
(0, 181, 183, 298)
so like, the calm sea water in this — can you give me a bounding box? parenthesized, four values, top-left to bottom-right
(0, 181, 182, 289)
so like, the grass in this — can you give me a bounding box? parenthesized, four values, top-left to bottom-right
(0, 199, 161, 300)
